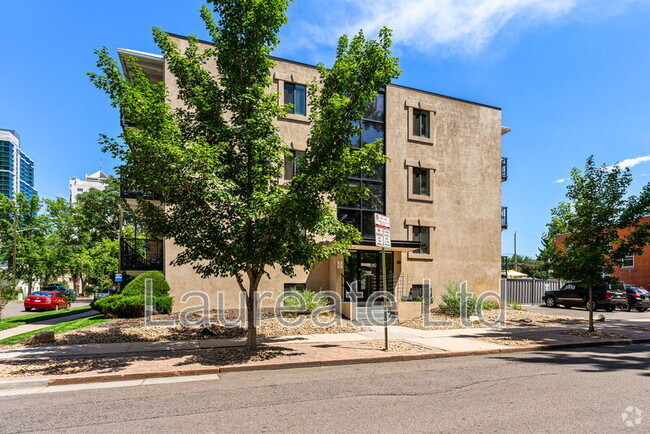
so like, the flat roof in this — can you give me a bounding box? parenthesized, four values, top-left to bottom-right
(162, 32, 501, 111)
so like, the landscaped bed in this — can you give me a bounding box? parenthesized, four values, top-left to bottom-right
(0, 307, 93, 332)
(3, 311, 368, 348)
(400, 308, 586, 331)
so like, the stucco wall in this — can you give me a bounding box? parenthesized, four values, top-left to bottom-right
(155, 35, 503, 311)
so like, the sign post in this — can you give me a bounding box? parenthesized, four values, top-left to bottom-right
(374, 213, 391, 351)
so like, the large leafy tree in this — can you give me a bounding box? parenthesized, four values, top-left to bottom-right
(546, 156, 650, 331)
(0, 193, 46, 320)
(90, 0, 400, 349)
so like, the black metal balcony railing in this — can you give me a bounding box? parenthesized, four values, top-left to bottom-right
(121, 238, 164, 271)
(501, 157, 508, 182)
(120, 186, 161, 201)
(501, 206, 508, 230)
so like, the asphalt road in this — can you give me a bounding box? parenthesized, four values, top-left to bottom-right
(526, 304, 650, 321)
(1, 300, 91, 319)
(1, 344, 648, 433)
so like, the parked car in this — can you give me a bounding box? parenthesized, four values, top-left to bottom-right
(42, 284, 77, 303)
(24, 291, 69, 311)
(620, 286, 650, 312)
(542, 282, 627, 312)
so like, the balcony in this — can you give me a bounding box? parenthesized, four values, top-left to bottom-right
(501, 206, 508, 230)
(501, 157, 508, 182)
(120, 186, 161, 201)
(121, 238, 164, 271)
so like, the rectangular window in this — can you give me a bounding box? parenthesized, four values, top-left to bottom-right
(413, 109, 430, 138)
(284, 283, 307, 292)
(412, 168, 429, 196)
(413, 226, 429, 254)
(283, 150, 305, 180)
(622, 255, 634, 268)
(284, 83, 307, 116)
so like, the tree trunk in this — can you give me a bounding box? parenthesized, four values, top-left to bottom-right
(588, 285, 594, 332)
(246, 290, 257, 351)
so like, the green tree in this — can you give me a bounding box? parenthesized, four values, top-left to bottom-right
(0, 193, 46, 320)
(90, 0, 400, 349)
(546, 156, 650, 331)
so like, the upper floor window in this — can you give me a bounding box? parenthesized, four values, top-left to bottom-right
(413, 226, 430, 254)
(412, 168, 429, 196)
(284, 150, 305, 180)
(622, 255, 634, 268)
(413, 109, 430, 138)
(284, 83, 307, 116)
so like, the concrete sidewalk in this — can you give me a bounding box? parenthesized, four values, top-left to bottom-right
(1, 322, 648, 361)
(0, 310, 99, 341)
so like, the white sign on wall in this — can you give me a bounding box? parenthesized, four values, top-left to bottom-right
(374, 213, 391, 248)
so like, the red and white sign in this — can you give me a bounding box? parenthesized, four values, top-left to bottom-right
(374, 213, 391, 248)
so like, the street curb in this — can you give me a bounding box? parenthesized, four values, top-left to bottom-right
(2, 336, 649, 388)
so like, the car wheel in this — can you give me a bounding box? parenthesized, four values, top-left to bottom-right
(25, 307, 32, 311)
(545, 297, 557, 308)
(584, 300, 597, 311)
(55, 304, 60, 311)
(621, 303, 632, 312)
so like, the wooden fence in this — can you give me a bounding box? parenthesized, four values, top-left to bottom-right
(500, 278, 565, 305)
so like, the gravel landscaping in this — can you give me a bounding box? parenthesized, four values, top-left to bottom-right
(0, 347, 290, 378)
(475, 336, 537, 346)
(401, 308, 586, 331)
(360, 340, 430, 352)
(11, 311, 368, 348)
(560, 330, 629, 339)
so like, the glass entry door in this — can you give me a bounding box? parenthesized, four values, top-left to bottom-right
(344, 250, 393, 303)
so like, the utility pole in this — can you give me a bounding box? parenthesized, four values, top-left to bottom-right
(513, 232, 518, 272)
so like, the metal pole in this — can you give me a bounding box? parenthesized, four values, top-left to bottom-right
(117, 204, 124, 293)
(513, 232, 518, 272)
(382, 247, 388, 351)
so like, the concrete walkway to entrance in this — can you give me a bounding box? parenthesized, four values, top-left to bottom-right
(0, 310, 99, 341)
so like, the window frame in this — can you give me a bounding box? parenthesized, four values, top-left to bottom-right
(622, 255, 635, 268)
(406, 101, 436, 145)
(283, 150, 305, 181)
(405, 160, 435, 202)
(283, 82, 307, 116)
(405, 220, 435, 260)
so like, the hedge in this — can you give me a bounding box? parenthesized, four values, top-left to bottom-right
(121, 271, 170, 297)
(92, 294, 173, 318)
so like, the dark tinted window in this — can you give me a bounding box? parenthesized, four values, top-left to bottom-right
(31, 292, 55, 297)
(284, 83, 307, 116)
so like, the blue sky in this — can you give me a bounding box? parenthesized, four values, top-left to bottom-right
(1, 0, 650, 256)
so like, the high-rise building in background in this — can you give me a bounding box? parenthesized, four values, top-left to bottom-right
(0, 129, 37, 199)
(69, 170, 108, 203)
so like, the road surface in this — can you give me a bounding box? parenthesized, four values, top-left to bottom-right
(1, 300, 91, 319)
(1, 344, 648, 433)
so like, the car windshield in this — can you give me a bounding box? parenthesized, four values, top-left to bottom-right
(30, 292, 55, 297)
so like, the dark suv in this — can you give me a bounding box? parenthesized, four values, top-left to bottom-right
(621, 285, 650, 312)
(543, 282, 627, 312)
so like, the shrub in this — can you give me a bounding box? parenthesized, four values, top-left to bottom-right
(509, 301, 523, 311)
(92, 294, 173, 318)
(437, 282, 499, 316)
(121, 271, 170, 297)
(282, 290, 328, 314)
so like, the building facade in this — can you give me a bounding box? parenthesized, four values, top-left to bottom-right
(117, 36, 509, 315)
(69, 170, 109, 203)
(0, 129, 36, 199)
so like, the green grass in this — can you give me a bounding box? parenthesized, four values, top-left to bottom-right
(0, 306, 93, 332)
(0, 314, 112, 346)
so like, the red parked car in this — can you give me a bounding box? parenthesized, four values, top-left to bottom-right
(24, 291, 69, 311)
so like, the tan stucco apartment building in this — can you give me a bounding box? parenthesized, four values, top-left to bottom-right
(117, 34, 510, 318)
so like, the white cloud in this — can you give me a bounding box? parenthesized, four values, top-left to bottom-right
(605, 155, 650, 171)
(283, 0, 646, 55)
(553, 178, 568, 183)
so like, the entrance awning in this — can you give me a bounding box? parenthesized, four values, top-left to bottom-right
(350, 239, 422, 252)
